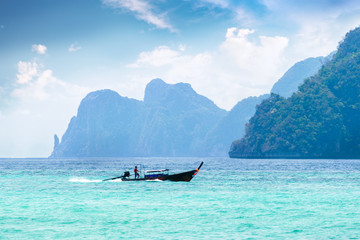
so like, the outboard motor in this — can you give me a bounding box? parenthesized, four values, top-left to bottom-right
(123, 171, 130, 178)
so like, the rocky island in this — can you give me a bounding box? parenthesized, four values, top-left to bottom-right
(229, 27, 360, 159)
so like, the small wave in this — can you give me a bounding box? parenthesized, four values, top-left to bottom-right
(69, 178, 102, 183)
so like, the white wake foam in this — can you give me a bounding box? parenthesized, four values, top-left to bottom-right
(69, 178, 102, 183)
(110, 178, 122, 182)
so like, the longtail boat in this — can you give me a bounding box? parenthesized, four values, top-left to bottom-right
(103, 162, 203, 182)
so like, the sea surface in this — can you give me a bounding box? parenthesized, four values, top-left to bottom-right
(1, 157, 360, 239)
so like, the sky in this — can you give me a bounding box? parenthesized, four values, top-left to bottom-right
(1, 0, 360, 157)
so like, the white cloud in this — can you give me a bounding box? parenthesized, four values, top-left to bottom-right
(128, 45, 180, 67)
(13, 69, 58, 100)
(287, 14, 360, 61)
(14, 60, 88, 101)
(225, 27, 254, 38)
(16, 61, 39, 84)
(127, 28, 289, 109)
(3, 59, 91, 157)
(68, 42, 81, 52)
(32, 44, 47, 54)
(122, 22, 360, 110)
(102, 0, 175, 31)
(260, 0, 360, 61)
(220, 28, 288, 86)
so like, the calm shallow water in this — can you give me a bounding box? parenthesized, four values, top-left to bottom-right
(1, 158, 360, 239)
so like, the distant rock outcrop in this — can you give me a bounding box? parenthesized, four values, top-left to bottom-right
(50, 79, 226, 157)
(54, 134, 59, 149)
(138, 79, 227, 156)
(51, 90, 143, 157)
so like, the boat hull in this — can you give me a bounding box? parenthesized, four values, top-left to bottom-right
(165, 170, 197, 182)
(121, 170, 197, 182)
(103, 162, 203, 182)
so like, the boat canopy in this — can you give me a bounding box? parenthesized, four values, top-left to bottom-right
(144, 169, 169, 173)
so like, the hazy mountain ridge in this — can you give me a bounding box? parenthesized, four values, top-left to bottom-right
(51, 79, 228, 157)
(138, 79, 227, 156)
(229, 27, 360, 159)
(271, 56, 326, 98)
(200, 55, 330, 156)
(50, 51, 330, 157)
(199, 94, 270, 156)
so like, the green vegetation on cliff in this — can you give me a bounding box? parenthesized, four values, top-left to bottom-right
(229, 27, 360, 158)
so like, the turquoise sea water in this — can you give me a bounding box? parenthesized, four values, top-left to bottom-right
(1, 158, 360, 239)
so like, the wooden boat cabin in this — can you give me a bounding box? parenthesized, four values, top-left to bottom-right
(144, 169, 169, 179)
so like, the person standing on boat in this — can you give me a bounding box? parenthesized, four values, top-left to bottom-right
(134, 166, 140, 179)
